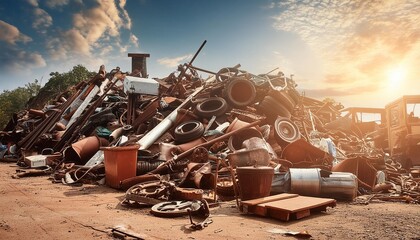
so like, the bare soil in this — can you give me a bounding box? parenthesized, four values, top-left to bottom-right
(0, 162, 419, 240)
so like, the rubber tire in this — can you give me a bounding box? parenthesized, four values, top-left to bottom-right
(174, 120, 205, 144)
(258, 96, 291, 122)
(195, 97, 228, 118)
(216, 67, 239, 82)
(268, 89, 295, 112)
(274, 117, 301, 147)
(288, 89, 301, 105)
(224, 78, 256, 108)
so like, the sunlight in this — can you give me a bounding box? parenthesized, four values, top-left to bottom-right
(388, 66, 406, 87)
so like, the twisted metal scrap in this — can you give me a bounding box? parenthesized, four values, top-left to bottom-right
(375, 159, 420, 204)
(122, 180, 176, 206)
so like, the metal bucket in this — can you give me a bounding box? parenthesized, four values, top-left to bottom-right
(236, 166, 274, 200)
(289, 168, 321, 196)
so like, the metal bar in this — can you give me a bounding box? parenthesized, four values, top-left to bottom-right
(188, 65, 216, 75)
(18, 88, 81, 151)
(189, 40, 207, 65)
(54, 76, 120, 152)
(166, 41, 207, 96)
(137, 86, 204, 150)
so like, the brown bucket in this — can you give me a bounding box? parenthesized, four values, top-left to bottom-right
(236, 166, 274, 201)
(101, 144, 139, 189)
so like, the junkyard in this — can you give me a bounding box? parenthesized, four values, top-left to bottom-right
(0, 39, 419, 239)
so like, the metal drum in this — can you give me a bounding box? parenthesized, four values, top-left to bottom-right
(289, 168, 321, 196)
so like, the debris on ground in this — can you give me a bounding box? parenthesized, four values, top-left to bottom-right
(1, 41, 419, 230)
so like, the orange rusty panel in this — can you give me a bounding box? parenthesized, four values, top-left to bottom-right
(281, 139, 333, 168)
(332, 156, 377, 189)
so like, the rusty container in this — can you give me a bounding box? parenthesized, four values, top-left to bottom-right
(102, 144, 139, 189)
(64, 136, 107, 165)
(236, 166, 274, 201)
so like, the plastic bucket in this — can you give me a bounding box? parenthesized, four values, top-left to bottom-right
(236, 166, 274, 200)
(102, 144, 139, 189)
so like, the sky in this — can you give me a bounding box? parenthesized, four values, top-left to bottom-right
(0, 0, 419, 108)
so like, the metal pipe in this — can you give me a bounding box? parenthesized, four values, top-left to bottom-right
(189, 40, 207, 65)
(137, 86, 204, 150)
(188, 65, 217, 75)
(148, 119, 262, 174)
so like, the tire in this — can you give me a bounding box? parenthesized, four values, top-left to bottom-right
(174, 120, 204, 144)
(288, 89, 301, 105)
(195, 97, 228, 118)
(216, 67, 239, 82)
(274, 117, 301, 147)
(268, 89, 295, 112)
(224, 78, 256, 108)
(258, 96, 291, 122)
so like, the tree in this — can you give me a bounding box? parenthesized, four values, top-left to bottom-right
(0, 65, 96, 130)
(27, 65, 96, 109)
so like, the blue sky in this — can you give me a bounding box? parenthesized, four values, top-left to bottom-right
(1, 0, 419, 107)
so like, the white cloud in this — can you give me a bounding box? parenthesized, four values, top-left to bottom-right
(47, 28, 90, 59)
(119, 0, 132, 29)
(27, 0, 38, 7)
(0, 47, 46, 73)
(45, 0, 70, 8)
(99, 45, 113, 56)
(33, 8, 53, 30)
(0, 21, 32, 45)
(271, 0, 420, 95)
(47, 0, 134, 61)
(130, 33, 139, 48)
(157, 54, 193, 68)
(71, 1, 129, 43)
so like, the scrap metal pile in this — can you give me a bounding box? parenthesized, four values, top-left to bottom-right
(1, 47, 419, 213)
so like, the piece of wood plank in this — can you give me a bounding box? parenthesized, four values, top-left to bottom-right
(241, 193, 299, 215)
(247, 203, 268, 216)
(295, 209, 311, 219)
(264, 195, 336, 213)
(241, 193, 298, 206)
(268, 210, 290, 221)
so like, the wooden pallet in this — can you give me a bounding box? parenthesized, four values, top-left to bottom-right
(241, 193, 336, 221)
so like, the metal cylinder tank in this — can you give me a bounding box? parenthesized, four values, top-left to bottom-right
(289, 168, 321, 196)
(320, 172, 357, 201)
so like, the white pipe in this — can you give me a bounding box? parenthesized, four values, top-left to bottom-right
(137, 86, 204, 150)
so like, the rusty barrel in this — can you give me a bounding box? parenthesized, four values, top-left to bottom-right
(236, 166, 274, 201)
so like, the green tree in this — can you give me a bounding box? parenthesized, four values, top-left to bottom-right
(0, 65, 95, 130)
(0, 82, 39, 130)
(27, 65, 96, 109)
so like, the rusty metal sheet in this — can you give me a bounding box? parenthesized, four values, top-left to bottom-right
(332, 156, 378, 190)
(281, 139, 333, 169)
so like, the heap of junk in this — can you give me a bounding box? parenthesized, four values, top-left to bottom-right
(1, 41, 419, 225)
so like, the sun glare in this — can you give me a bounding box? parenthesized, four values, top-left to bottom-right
(388, 66, 406, 87)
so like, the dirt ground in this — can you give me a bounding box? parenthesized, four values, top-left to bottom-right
(0, 162, 419, 240)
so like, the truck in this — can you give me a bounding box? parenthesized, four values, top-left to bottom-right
(385, 95, 420, 168)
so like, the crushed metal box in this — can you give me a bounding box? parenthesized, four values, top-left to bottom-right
(124, 76, 159, 95)
(24, 155, 47, 168)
